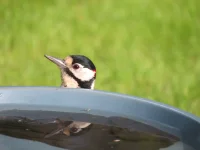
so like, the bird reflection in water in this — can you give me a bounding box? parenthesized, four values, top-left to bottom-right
(0, 113, 180, 150)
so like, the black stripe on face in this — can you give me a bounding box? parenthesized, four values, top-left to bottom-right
(64, 68, 95, 89)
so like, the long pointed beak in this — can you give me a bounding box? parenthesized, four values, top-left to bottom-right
(44, 54, 66, 68)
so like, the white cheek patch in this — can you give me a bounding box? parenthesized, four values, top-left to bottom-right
(70, 67, 95, 81)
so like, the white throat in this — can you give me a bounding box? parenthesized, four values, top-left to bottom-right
(60, 71, 79, 88)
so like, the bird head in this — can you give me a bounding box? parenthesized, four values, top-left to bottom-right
(44, 54, 96, 89)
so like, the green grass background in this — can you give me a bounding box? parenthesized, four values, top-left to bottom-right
(0, 0, 200, 116)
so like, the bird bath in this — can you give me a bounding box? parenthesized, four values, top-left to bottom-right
(0, 87, 199, 150)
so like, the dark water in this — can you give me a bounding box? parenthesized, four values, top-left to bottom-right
(0, 110, 195, 150)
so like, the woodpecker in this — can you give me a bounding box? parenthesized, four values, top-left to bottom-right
(44, 54, 96, 89)
(44, 54, 96, 137)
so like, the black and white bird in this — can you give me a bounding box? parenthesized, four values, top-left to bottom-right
(44, 54, 96, 137)
(44, 54, 96, 89)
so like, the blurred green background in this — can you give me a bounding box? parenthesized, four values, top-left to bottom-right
(0, 0, 200, 116)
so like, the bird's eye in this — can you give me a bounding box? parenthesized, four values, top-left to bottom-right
(70, 127, 78, 132)
(70, 127, 81, 133)
(72, 64, 80, 70)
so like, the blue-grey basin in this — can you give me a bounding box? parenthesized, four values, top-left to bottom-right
(0, 86, 199, 150)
